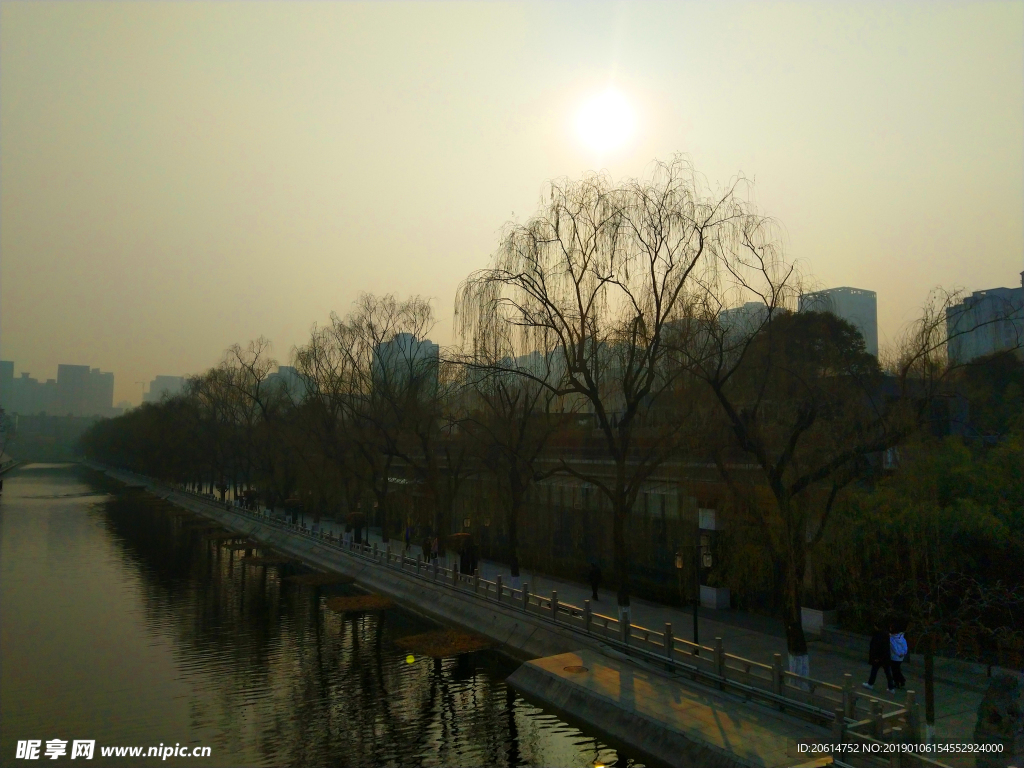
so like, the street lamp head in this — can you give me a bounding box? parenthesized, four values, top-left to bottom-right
(674, 551, 683, 570)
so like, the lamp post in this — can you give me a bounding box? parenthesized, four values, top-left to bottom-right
(675, 549, 697, 655)
(693, 540, 701, 654)
(674, 550, 684, 604)
(696, 532, 713, 653)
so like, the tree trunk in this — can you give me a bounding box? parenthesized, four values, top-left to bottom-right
(508, 470, 524, 580)
(613, 498, 631, 623)
(924, 632, 936, 744)
(782, 539, 810, 675)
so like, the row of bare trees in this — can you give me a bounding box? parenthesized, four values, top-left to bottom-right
(83, 155, 1020, 679)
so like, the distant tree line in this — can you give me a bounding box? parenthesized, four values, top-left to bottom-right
(81, 156, 1023, 677)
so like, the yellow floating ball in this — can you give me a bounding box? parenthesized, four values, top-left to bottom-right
(406, 654, 415, 664)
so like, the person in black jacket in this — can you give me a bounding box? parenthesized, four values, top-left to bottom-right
(588, 562, 602, 601)
(863, 620, 895, 692)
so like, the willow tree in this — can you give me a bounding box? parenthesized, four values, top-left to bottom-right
(461, 344, 567, 586)
(456, 155, 776, 623)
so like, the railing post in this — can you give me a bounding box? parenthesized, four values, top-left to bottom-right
(904, 691, 919, 744)
(495, 575, 502, 603)
(522, 582, 529, 612)
(385, 544, 391, 567)
(714, 637, 725, 688)
(432, 558, 438, 581)
(772, 653, 783, 705)
(584, 599, 591, 632)
(474, 568, 480, 594)
(889, 727, 904, 768)
(832, 707, 845, 759)
(452, 563, 458, 587)
(872, 700, 884, 739)
(843, 673, 854, 718)
(664, 623, 673, 659)
(619, 614, 629, 645)
(551, 591, 558, 622)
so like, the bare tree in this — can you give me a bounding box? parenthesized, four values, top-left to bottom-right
(294, 318, 367, 521)
(220, 337, 297, 507)
(296, 294, 443, 542)
(457, 156, 772, 622)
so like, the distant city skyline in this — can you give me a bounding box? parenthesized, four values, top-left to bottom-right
(2, 2, 1021, 403)
(5, 273, 1024, 407)
(0, 360, 118, 417)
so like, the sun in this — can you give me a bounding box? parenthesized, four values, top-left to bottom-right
(575, 89, 637, 152)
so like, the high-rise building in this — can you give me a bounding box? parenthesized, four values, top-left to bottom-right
(718, 301, 770, 337)
(798, 287, 878, 356)
(0, 361, 13, 411)
(9, 372, 57, 415)
(57, 364, 90, 415)
(945, 274, 1024, 365)
(87, 368, 115, 414)
(143, 375, 186, 403)
(265, 366, 307, 403)
(372, 333, 439, 397)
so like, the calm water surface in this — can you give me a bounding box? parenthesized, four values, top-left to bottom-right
(1, 464, 643, 767)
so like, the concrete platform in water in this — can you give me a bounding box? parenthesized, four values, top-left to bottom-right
(510, 648, 829, 768)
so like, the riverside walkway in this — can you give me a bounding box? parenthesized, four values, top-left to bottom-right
(291, 515, 993, 757)
(90, 468, 996, 767)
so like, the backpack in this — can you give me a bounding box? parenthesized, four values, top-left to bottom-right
(890, 633, 908, 662)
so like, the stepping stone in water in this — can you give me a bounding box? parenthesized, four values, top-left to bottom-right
(241, 555, 291, 565)
(399, 629, 492, 658)
(324, 594, 393, 613)
(286, 573, 354, 587)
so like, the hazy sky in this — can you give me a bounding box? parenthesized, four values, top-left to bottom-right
(2, 1, 1022, 404)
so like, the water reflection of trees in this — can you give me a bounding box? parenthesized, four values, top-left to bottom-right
(99, 493, 633, 767)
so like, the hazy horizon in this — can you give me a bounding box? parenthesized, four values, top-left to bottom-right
(3, 1, 1022, 404)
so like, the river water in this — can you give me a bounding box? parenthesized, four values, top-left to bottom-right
(1, 464, 642, 767)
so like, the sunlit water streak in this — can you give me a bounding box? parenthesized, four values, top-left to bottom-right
(1, 464, 643, 767)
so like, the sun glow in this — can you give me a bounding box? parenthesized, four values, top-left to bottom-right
(575, 89, 637, 152)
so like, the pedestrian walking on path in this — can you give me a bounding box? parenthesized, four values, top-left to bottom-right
(863, 621, 894, 692)
(589, 562, 602, 601)
(890, 622, 908, 691)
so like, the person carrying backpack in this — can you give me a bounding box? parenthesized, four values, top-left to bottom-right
(863, 620, 894, 692)
(890, 622, 908, 692)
